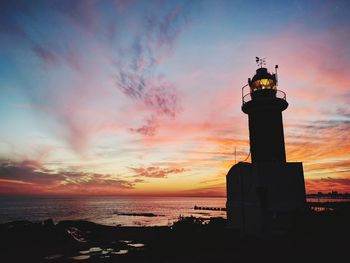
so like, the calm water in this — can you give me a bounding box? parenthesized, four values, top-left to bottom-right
(0, 196, 226, 226)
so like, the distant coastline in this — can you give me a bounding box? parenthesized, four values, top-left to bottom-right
(306, 191, 350, 199)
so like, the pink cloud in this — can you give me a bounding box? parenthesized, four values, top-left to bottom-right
(130, 115, 158, 136)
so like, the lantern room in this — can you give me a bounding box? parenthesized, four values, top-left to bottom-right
(248, 67, 277, 92)
(242, 62, 285, 106)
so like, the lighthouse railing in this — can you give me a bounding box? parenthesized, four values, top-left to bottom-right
(242, 89, 286, 105)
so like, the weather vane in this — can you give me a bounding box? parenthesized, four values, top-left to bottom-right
(255, 57, 266, 68)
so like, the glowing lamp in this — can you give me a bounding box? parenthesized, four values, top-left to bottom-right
(248, 67, 277, 92)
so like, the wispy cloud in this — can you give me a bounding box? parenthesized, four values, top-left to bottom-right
(131, 166, 186, 178)
(130, 115, 158, 136)
(115, 3, 194, 133)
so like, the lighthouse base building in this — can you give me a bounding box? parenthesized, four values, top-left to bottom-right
(226, 162, 306, 234)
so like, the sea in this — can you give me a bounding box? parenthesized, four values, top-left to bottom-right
(0, 196, 226, 226)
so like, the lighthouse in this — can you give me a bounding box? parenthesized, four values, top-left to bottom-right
(226, 59, 306, 234)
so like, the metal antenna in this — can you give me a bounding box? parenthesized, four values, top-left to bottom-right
(234, 147, 237, 164)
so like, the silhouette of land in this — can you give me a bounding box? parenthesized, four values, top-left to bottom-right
(307, 191, 350, 199)
(1, 205, 349, 263)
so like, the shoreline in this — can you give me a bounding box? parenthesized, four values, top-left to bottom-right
(1, 208, 350, 263)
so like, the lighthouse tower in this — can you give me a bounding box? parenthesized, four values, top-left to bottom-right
(226, 59, 306, 234)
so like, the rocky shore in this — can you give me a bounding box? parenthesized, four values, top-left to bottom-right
(1, 208, 349, 263)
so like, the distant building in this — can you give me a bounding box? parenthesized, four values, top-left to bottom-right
(226, 62, 306, 234)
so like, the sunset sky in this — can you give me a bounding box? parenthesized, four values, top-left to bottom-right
(0, 0, 349, 196)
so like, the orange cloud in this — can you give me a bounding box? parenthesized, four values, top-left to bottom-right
(131, 166, 186, 178)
